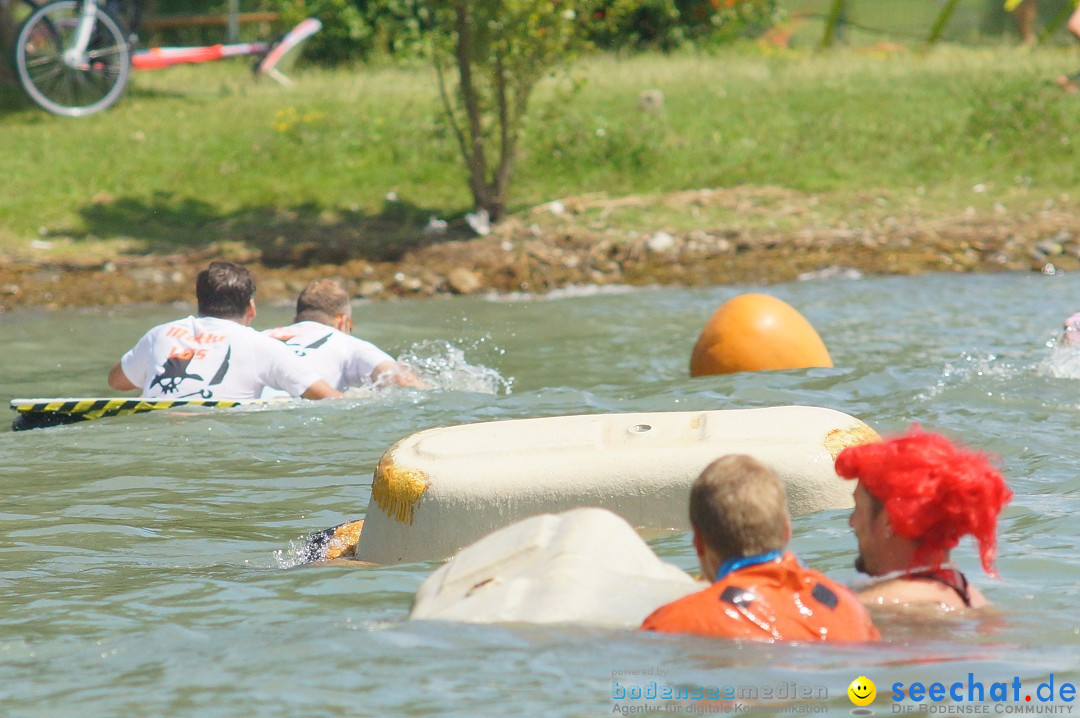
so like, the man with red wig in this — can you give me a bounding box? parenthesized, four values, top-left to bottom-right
(835, 427, 1013, 610)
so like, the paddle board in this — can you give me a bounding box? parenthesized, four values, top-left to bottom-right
(9, 397, 274, 431)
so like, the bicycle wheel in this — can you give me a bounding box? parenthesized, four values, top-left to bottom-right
(14, 0, 131, 117)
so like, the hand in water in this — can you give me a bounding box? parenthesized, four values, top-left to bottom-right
(1062, 313, 1080, 346)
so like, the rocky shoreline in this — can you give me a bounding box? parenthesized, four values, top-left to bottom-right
(3, 189, 1079, 312)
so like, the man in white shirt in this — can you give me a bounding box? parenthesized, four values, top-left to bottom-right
(264, 278, 425, 391)
(108, 262, 341, 400)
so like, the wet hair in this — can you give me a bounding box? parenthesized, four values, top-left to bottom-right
(294, 278, 350, 324)
(196, 262, 255, 319)
(690, 454, 789, 560)
(835, 426, 1012, 576)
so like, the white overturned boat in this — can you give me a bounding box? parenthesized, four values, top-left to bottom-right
(411, 507, 703, 627)
(355, 405, 879, 565)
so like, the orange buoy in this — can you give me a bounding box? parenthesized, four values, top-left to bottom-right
(690, 293, 833, 377)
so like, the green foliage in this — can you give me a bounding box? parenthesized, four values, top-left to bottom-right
(278, 0, 370, 64)
(274, 0, 430, 64)
(359, 0, 428, 57)
(590, 0, 780, 51)
(424, 1, 605, 76)
(274, 0, 431, 63)
(271, 0, 778, 65)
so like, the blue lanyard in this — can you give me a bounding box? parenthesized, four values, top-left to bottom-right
(715, 550, 783, 582)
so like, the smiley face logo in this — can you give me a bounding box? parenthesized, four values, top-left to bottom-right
(848, 676, 876, 706)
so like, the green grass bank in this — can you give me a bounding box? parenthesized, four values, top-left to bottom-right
(2, 44, 1080, 264)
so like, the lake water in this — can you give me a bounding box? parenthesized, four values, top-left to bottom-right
(1, 272, 1079, 717)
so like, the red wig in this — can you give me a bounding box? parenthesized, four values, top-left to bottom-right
(835, 426, 1012, 576)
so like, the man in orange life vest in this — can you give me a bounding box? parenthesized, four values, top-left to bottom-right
(836, 427, 1013, 610)
(641, 454, 879, 642)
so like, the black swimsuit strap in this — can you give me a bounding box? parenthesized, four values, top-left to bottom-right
(908, 568, 972, 608)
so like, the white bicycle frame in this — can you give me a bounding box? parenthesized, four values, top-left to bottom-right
(62, 0, 99, 68)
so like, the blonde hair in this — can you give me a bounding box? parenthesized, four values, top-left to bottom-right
(295, 279, 350, 324)
(689, 454, 789, 560)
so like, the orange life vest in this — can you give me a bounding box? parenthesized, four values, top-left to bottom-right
(641, 552, 880, 642)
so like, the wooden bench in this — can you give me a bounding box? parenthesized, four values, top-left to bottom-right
(140, 11, 280, 31)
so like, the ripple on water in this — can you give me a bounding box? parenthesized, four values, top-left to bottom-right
(1, 275, 1079, 714)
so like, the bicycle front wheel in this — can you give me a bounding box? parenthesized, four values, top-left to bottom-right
(15, 0, 131, 117)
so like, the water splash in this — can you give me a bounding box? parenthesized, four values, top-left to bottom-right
(797, 266, 862, 282)
(1039, 333, 1080, 379)
(395, 339, 513, 395)
(485, 284, 641, 302)
(917, 351, 1012, 401)
(273, 533, 344, 569)
(274, 541, 311, 569)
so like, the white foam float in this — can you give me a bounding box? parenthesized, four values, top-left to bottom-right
(356, 405, 878, 565)
(410, 507, 703, 627)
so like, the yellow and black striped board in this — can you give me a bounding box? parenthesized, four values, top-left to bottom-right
(300, 519, 365, 563)
(9, 397, 266, 431)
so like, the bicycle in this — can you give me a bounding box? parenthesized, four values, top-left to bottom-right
(13, 0, 132, 116)
(12, 0, 320, 117)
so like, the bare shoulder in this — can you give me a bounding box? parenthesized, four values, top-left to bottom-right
(857, 578, 988, 611)
(966, 583, 989, 609)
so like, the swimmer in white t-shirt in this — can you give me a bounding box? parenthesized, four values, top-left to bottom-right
(264, 278, 426, 392)
(107, 262, 341, 401)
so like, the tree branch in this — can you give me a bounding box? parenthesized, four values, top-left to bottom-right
(432, 38, 470, 174)
(454, 1, 490, 210)
(493, 48, 511, 216)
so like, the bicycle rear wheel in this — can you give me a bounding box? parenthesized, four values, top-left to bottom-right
(15, 0, 131, 117)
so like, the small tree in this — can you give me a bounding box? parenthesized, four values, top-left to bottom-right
(423, 0, 622, 223)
